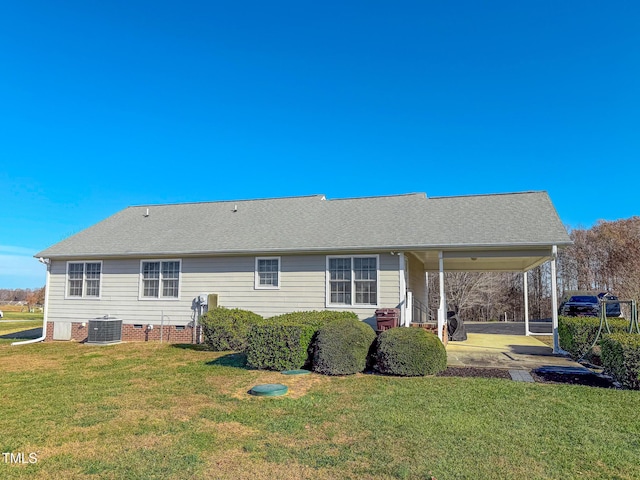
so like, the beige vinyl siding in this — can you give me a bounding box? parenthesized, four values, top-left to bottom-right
(46, 253, 401, 326)
(406, 253, 427, 305)
(47, 259, 191, 326)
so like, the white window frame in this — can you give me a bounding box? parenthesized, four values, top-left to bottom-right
(325, 255, 380, 307)
(255, 256, 281, 290)
(139, 259, 182, 300)
(65, 261, 103, 299)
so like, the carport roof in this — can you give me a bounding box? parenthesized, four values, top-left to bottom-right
(36, 191, 571, 266)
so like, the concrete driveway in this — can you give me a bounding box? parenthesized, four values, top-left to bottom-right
(446, 333, 582, 370)
(464, 321, 552, 335)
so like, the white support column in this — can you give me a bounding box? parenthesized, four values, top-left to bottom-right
(523, 271, 530, 336)
(406, 291, 413, 326)
(550, 245, 561, 353)
(425, 271, 429, 323)
(399, 253, 407, 327)
(437, 251, 446, 341)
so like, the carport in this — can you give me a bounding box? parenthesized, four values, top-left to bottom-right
(396, 192, 572, 354)
(406, 246, 564, 352)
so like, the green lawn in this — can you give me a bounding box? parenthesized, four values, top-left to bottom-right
(0, 312, 44, 342)
(0, 311, 44, 321)
(1, 341, 639, 479)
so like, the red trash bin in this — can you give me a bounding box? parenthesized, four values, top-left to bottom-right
(375, 308, 400, 331)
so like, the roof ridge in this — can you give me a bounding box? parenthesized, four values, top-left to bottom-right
(128, 194, 326, 208)
(429, 190, 546, 200)
(325, 193, 426, 201)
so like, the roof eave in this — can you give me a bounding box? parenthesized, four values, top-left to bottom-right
(35, 240, 573, 260)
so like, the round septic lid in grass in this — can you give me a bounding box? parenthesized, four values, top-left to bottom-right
(249, 383, 288, 397)
(281, 369, 311, 376)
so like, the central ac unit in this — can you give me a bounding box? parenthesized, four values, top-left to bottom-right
(87, 316, 122, 344)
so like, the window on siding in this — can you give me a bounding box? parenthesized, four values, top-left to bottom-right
(141, 260, 181, 299)
(255, 257, 280, 289)
(162, 261, 180, 297)
(67, 262, 102, 298)
(329, 258, 352, 304)
(328, 256, 378, 306)
(354, 257, 377, 305)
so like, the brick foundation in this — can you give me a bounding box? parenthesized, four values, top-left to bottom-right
(46, 321, 201, 344)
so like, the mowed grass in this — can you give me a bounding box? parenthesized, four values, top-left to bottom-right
(1, 342, 639, 479)
(0, 317, 43, 344)
(0, 311, 44, 321)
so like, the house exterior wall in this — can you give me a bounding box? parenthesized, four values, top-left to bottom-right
(406, 253, 427, 305)
(45, 252, 401, 342)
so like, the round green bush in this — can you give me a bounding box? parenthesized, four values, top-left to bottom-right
(312, 318, 376, 375)
(200, 307, 263, 351)
(374, 327, 447, 376)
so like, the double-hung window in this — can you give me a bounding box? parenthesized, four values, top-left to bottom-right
(327, 255, 378, 306)
(67, 261, 102, 298)
(140, 260, 181, 299)
(255, 257, 280, 289)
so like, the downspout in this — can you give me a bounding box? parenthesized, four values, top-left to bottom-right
(12, 257, 50, 346)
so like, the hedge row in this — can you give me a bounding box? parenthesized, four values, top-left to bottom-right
(246, 323, 318, 371)
(558, 316, 629, 358)
(245, 310, 360, 370)
(200, 308, 447, 376)
(600, 334, 640, 390)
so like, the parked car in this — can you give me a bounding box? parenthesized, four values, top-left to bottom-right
(0, 310, 3, 318)
(559, 295, 601, 317)
(598, 292, 622, 317)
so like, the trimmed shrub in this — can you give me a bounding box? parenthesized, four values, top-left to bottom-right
(268, 310, 359, 328)
(244, 310, 360, 370)
(374, 327, 447, 376)
(245, 310, 359, 371)
(246, 323, 317, 371)
(559, 316, 629, 358)
(312, 318, 376, 375)
(200, 307, 263, 351)
(600, 333, 640, 390)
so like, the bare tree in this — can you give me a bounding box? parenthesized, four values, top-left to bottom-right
(559, 217, 640, 303)
(423, 217, 640, 329)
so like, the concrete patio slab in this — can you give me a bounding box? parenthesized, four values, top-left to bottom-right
(446, 333, 583, 370)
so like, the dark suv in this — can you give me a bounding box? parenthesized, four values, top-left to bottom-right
(559, 295, 601, 317)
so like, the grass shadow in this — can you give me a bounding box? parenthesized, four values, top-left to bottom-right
(206, 352, 248, 368)
(170, 343, 211, 352)
(0, 327, 43, 339)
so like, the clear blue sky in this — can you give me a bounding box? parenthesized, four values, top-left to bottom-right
(1, 1, 638, 289)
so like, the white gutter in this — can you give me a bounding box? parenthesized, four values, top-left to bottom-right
(12, 258, 49, 346)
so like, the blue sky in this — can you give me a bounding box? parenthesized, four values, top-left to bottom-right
(1, 1, 638, 289)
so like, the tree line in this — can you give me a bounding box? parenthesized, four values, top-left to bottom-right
(0, 287, 46, 309)
(426, 216, 640, 322)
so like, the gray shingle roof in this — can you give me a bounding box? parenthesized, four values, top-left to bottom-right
(36, 191, 571, 258)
